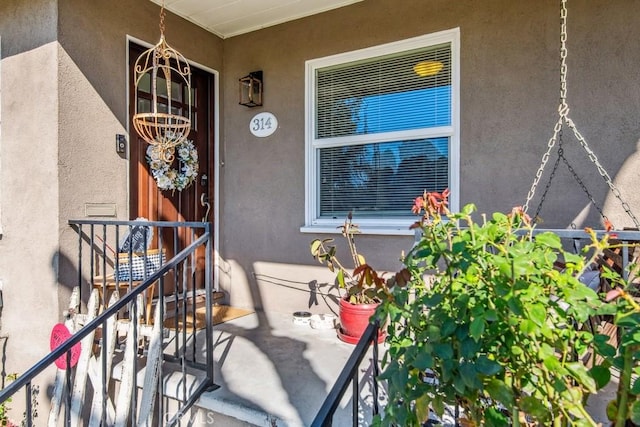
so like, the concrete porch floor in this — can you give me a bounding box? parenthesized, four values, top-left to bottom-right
(190, 310, 380, 426)
(179, 310, 616, 427)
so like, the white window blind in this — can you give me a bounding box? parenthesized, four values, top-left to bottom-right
(316, 44, 451, 139)
(304, 29, 460, 232)
(318, 137, 449, 218)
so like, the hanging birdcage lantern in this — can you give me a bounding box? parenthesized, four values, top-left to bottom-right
(132, 3, 191, 163)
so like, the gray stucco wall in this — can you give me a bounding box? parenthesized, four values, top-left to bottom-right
(1, 0, 640, 387)
(0, 0, 60, 377)
(219, 0, 640, 313)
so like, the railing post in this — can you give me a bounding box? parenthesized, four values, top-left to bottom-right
(205, 222, 214, 384)
(77, 224, 83, 304)
(622, 241, 629, 281)
(25, 381, 32, 427)
(373, 331, 379, 416)
(352, 373, 358, 427)
(65, 356, 72, 427)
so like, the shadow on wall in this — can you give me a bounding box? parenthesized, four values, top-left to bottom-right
(603, 138, 640, 230)
(0, 248, 82, 423)
(56, 250, 87, 312)
(0, 337, 9, 387)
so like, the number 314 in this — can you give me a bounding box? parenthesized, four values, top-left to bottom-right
(252, 117, 273, 131)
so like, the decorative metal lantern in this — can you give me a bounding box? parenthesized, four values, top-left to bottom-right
(239, 71, 263, 107)
(132, 4, 191, 162)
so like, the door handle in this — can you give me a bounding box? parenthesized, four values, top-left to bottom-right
(200, 193, 211, 222)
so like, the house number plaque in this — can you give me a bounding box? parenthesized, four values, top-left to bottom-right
(250, 112, 278, 137)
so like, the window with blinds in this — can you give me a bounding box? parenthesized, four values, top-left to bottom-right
(305, 29, 459, 231)
(316, 45, 451, 139)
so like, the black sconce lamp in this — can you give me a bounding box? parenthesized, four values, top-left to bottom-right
(239, 71, 263, 107)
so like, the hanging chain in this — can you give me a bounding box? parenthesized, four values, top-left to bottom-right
(159, 1, 166, 37)
(522, 116, 564, 215)
(523, 0, 640, 229)
(523, 0, 568, 215)
(533, 128, 564, 223)
(532, 149, 562, 223)
(558, 0, 568, 114)
(559, 147, 607, 221)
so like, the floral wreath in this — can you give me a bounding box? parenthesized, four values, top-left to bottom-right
(146, 139, 199, 191)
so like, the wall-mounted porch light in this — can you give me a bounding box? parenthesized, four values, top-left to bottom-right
(239, 71, 263, 107)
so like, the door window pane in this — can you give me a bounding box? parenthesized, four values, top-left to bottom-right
(185, 87, 196, 106)
(157, 76, 168, 98)
(138, 98, 151, 113)
(139, 73, 151, 93)
(171, 81, 182, 102)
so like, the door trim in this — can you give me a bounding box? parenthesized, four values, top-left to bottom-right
(125, 34, 221, 291)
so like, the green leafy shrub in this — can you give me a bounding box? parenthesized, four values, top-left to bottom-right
(374, 190, 620, 426)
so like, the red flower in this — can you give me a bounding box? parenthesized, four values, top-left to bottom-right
(412, 196, 425, 215)
(603, 218, 614, 232)
(426, 189, 449, 214)
(509, 206, 532, 226)
(605, 288, 623, 302)
(413, 189, 450, 219)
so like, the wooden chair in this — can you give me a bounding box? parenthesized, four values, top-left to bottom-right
(92, 276, 157, 325)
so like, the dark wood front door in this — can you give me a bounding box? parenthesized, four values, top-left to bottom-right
(128, 42, 214, 288)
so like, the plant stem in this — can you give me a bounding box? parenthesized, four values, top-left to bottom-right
(574, 400, 598, 427)
(343, 219, 361, 269)
(614, 343, 635, 427)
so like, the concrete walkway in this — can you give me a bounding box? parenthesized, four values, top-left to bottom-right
(191, 310, 379, 426)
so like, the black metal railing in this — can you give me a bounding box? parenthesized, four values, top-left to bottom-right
(311, 320, 381, 427)
(521, 228, 640, 281)
(0, 219, 215, 427)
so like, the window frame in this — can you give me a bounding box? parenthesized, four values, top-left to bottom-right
(302, 28, 460, 235)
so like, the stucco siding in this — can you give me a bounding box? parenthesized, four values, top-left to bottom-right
(219, 0, 640, 313)
(0, 0, 57, 58)
(0, 0, 60, 375)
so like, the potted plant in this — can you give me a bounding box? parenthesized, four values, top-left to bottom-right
(310, 213, 407, 344)
(373, 189, 623, 426)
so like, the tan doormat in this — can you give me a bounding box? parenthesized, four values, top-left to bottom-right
(163, 305, 254, 332)
(208, 305, 254, 325)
